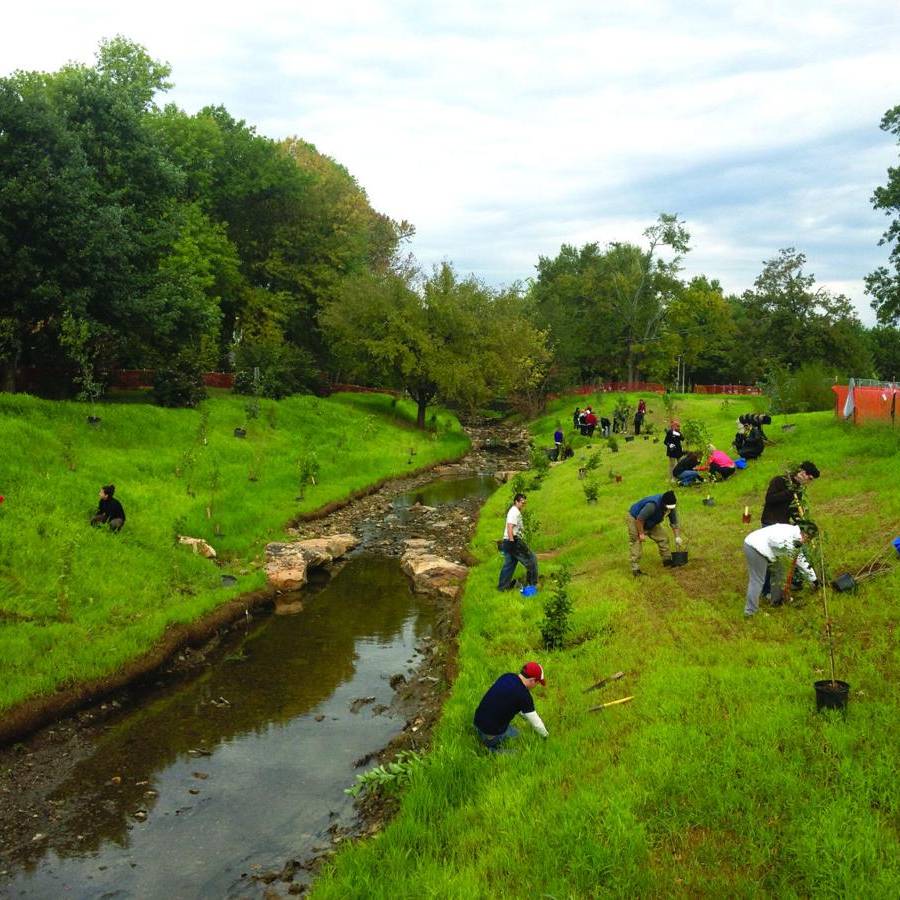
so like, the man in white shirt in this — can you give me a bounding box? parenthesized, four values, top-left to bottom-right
(743, 521, 818, 617)
(497, 493, 538, 591)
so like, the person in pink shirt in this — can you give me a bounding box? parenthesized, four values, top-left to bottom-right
(701, 445, 736, 481)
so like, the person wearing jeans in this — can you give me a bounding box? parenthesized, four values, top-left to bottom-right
(498, 493, 538, 590)
(473, 662, 549, 750)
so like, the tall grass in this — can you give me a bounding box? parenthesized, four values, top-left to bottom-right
(312, 394, 900, 898)
(0, 391, 468, 712)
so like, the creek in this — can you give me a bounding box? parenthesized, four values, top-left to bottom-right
(0, 429, 530, 898)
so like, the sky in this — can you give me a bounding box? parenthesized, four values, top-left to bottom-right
(4, 1, 900, 323)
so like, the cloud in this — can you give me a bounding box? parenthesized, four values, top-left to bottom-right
(4, 0, 900, 322)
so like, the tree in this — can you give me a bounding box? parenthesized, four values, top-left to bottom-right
(607, 213, 690, 383)
(866, 105, 900, 325)
(869, 325, 900, 381)
(738, 249, 872, 376)
(321, 263, 548, 427)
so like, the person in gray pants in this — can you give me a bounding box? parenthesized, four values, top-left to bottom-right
(743, 521, 818, 617)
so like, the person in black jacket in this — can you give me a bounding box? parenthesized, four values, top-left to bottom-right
(738, 425, 765, 460)
(761, 462, 819, 525)
(664, 420, 684, 476)
(91, 484, 126, 532)
(759, 461, 819, 598)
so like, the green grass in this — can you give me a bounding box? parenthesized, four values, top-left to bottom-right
(0, 391, 468, 713)
(312, 394, 900, 898)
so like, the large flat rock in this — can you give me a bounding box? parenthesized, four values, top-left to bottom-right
(265, 534, 359, 591)
(400, 549, 468, 599)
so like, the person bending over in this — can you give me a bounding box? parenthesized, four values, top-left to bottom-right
(91, 484, 126, 532)
(627, 490, 682, 576)
(473, 661, 549, 750)
(743, 521, 818, 617)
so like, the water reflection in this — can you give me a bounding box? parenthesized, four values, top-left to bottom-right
(5, 556, 433, 899)
(391, 474, 496, 523)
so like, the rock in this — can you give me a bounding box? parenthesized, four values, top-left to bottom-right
(404, 538, 434, 550)
(349, 696, 376, 713)
(400, 550, 468, 598)
(178, 536, 217, 559)
(493, 470, 518, 483)
(389, 673, 407, 688)
(265, 534, 359, 590)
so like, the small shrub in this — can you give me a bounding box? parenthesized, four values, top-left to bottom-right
(529, 446, 551, 477)
(607, 436, 619, 453)
(583, 480, 599, 502)
(345, 750, 423, 799)
(297, 452, 321, 499)
(681, 419, 712, 453)
(510, 473, 528, 499)
(153, 363, 207, 408)
(540, 564, 573, 650)
(585, 450, 602, 471)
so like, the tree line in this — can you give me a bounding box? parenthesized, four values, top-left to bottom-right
(2, 37, 900, 420)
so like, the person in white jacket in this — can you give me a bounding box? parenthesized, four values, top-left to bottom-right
(743, 521, 818, 617)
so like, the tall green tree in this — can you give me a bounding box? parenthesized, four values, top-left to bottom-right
(322, 263, 548, 427)
(738, 248, 872, 376)
(866, 105, 900, 325)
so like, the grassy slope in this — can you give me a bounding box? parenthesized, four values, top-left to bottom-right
(0, 391, 469, 713)
(313, 393, 900, 898)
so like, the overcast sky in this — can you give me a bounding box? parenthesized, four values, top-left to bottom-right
(5, 1, 900, 322)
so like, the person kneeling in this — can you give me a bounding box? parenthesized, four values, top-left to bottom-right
(473, 662, 549, 750)
(91, 484, 126, 532)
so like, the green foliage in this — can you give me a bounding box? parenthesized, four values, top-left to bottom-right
(539, 563, 573, 650)
(152, 361, 207, 408)
(866, 105, 900, 325)
(528, 446, 551, 477)
(297, 451, 321, 499)
(582, 479, 599, 503)
(232, 339, 316, 399)
(761, 362, 837, 414)
(585, 450, 602, 471)
(321, 262, 549, 427)
(681, 418, 712, 452)
(345, 751, 424, 799)
(606, 435, 619, 452)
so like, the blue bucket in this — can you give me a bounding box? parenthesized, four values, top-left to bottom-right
(734, 458, 748, 470)
(520, 584, 538, 597)
(893, 536, 900, 557)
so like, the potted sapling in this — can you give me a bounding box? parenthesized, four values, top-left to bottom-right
(813, 535, 850, 712)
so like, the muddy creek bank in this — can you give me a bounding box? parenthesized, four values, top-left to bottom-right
(0, 421, 531, 897)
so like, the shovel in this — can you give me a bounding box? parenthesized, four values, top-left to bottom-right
(583, 671, 624, 693)
(588, 696, 634, 712)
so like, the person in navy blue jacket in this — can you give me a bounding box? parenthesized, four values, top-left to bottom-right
(473, 661, 548, 750)
(626, 490, 682, 576)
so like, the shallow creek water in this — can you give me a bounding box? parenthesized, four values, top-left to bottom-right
(3, 556, 434, 898)
(0, 464, 512, 899)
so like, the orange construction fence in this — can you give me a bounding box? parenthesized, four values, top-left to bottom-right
(832, 384, 899, 425)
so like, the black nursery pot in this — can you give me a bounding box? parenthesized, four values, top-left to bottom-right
(671, 550, 688, 566)
(703, 497, 716, 507)
(625, 436, 635, 442)
(234, 427, 247, 438)
(87, 416, 101, 425)
(814, 679, 850, 712)
(831, 573, 857, 592)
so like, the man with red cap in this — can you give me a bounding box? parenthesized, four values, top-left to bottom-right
(473, 662, 549, 750)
